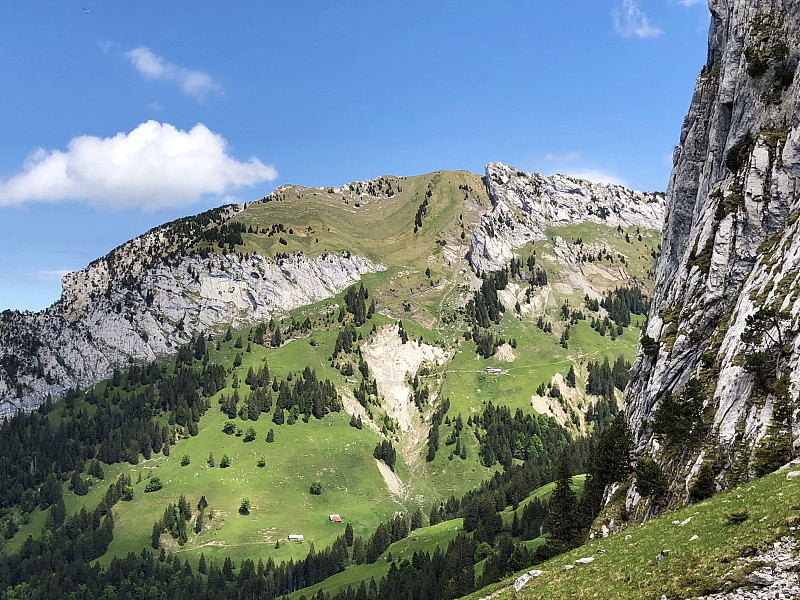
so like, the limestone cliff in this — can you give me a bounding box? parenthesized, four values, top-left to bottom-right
(624, 0, 800, 505)
(468, 162, 666, 274)
(0, 209, 382, 419)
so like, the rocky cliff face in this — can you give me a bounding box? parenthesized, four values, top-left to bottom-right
(625, 0, 800, 503)
(468, 162, 666, 274)
(0, 234, 382, 420)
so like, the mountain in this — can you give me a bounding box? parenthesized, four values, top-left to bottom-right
(0, 161, 666, 598)
(470, 163, 664, 274)
(623, 0, 799, 512)
(5, 1, 800, 598)
(0, 164, 664, 420)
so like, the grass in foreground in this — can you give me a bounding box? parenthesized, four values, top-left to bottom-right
(463, 467, 800, 600)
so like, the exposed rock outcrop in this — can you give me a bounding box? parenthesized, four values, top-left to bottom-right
(361, 324, 448, 434)
(0, 246, 382, 419)
(468, 162, 666, 273)
(625, 0, 800, 503)
(693, 536, 799, 600)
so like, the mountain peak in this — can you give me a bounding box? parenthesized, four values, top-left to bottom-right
(469, 162, 665, 273)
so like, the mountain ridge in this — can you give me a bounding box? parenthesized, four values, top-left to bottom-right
(0, 163, 665, 420)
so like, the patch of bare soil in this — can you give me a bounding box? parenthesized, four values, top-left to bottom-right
(361, 324, 447, 434)
(494, 343, 516, 363)
(362, 324, 449, 469)
(341, 391, 381, 434)
(376, 458, 404, 497)
(531, 373, 585, 428)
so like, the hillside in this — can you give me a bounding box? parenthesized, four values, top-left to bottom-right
(465, 464, 800, 600)
(0, 161, 664, 599)
(0, 163, 663, 421)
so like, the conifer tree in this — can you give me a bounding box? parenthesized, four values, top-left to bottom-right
(566, 365, 577, 388)
(345, 522, 354, 546)
(194, 509, 204, 534)
(689, 462, 715, 501)
(151, 521, 162, 549)
(592, 412, 633, 485)
(635, 458, 667, 498)
(543, 456, 581, 550)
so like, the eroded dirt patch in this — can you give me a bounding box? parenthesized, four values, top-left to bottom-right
(361, 324, 447, 433)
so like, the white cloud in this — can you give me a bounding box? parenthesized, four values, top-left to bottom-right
(671, 0, 702, 5)
(0, 121, 277, 210)
(613, 0, 663, 38)
(565, 169, 628, 187)
(545, 151, 582, 163)
(33, 269, 72, 281)
(126, 47, 222, 101)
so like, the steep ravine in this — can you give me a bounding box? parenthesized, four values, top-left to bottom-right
(624, 0, 800, 508)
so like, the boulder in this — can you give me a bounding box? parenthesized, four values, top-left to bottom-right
(747, 571, 774, 586)
(513, 570, 543, 593)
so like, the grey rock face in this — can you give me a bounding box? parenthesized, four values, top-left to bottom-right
(695, 536, 798, 599)
(625, 0, 800, 496)
(468, 162, 666, 273)
(746, 571, 774, 587)
(0, 245, 382, 419)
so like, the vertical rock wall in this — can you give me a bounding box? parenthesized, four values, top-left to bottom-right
(625, 0, 800, 497)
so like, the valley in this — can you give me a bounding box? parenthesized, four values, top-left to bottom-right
(0, 163, 662, 597)
(2, 0, 799, 596)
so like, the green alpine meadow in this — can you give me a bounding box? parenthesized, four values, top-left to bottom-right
(1, 1, 799, 599)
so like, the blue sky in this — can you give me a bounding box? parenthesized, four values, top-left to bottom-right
(0, 0, 709, 311)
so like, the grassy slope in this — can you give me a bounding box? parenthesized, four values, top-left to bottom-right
(231, 170, 488, 334)
(426, 222, 659, 489)
(462, 468, 800, 600)
(4, 309, 400, 567)
(288, 519, 466, 600)
(2, 170, 662, 580)
(289, 476, 587, 600)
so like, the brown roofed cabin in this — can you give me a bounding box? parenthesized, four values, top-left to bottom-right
(329, 514, 342, 523)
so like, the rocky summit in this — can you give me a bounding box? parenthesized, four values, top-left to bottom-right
(0, 163, 664, 420)
(468, 162, 665, 274)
